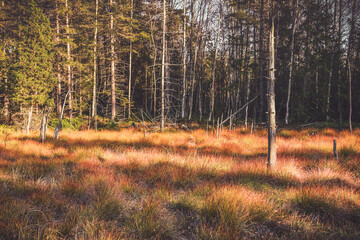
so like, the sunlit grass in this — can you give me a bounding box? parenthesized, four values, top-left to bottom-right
(0, 128, 359, 239)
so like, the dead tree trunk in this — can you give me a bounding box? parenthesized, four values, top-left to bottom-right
(347, 0, 356, 133)
(65, 0, 72, 121)
(245, 71, 251, 129)
(56, 2, 62, 117)
(258, 0, 265, 122)
(348, 62, 352, 132)
(181, 0, 187, 119)
(128, 0, 134, 119)
(92, 0, 98, 130)
(26, 105, 33, 135)
(161, 0, 166, 131)
(110, 0, 116, 120)
(268, 17, 277, 171)
(209, 1, 222, 122)
(40, 108, 47, 143)
(285, 0, 298, 125)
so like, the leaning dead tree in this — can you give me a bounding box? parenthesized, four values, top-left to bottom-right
(267, 15, 277, 171)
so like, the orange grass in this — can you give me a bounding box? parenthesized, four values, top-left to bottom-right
(0, 128, 359, 239)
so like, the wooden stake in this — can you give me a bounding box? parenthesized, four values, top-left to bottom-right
(333, 139, 338, 160)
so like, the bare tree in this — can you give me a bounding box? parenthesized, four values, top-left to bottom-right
(258, 0, 265, 122)
(65, 0, 72, 121)
(161, 0, 166, 131)
(181, 0, 187, 119)
(110, 0, 116, 120)
(285, 0, 299, 125)
(268, 15, 276, 171)
(128, 0, 134, 119)
(92, 0, 99, 130)
(347, 0, 356, 132)
(209, 0, 223, 122)
(56, 1, 61, 117)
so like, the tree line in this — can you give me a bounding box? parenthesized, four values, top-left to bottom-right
(0, 0, 359, 131)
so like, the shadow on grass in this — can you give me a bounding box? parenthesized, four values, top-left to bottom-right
(13, 134, 352, 162)
(1, 136, 359, 193)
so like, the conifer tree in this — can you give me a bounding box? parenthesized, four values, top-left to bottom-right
(9, 0, 55, 131)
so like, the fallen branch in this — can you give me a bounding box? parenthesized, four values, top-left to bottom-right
(220, 92, 263, 126)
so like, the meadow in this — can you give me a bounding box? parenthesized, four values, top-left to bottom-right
(0, 127, 359, 239)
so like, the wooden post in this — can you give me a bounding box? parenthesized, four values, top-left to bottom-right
(216, 118, 220, 138)
(333, 139, 338, 160)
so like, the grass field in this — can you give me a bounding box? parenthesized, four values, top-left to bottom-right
(0, 127, 359, 239)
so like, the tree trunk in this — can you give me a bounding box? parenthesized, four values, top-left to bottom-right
(326, 0, 337, 121)
(128, 0, 133, 119)
(26, 105, 33, 135)
(65, 0, 72, 120)
(40, 108, 46, 143)
(348, 61, 352, 133)
(245, 22, 253, 129)
(56, 2, 61, 117)
(150, 20, 157, 116)
(347, 0, 356, 132)
(209, 1, 222, 122)
(188, 44, 198, 120)
(258, 0, 265, 122)
(110, 0, 116, 120)
(245, 71, 251, 129)
(285, 0, 298, 125)
(92, 0, 98, 130)
(268, 17, 277, 171)
(161, 0, 166, 131)
(181, 0, 187, 119)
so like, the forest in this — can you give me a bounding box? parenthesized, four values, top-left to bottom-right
(0, 0, 358, 129)
(0, 0, 360, 239)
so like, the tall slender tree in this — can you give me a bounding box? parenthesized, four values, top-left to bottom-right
(161, 0, 166, 131)
(268, 14, 276, 171)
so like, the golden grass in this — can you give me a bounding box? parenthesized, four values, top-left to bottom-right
(0, 128, 359, 239)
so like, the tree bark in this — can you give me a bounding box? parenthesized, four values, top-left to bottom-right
(326, 0, 337, 121)
(258, 0, 265, 122)
(65, 0, 72, 120)
(348, 61, 352, 133)
(40, 107, 46, 143)
(128, 0, 133, 119)
(209, 1, 222, 122)
(268, 16, 276, 171)
(26, 105, 33, 135)
(181, 0, 187, 119)
(285, 0, 298, 125)
(56, 2, 61, 117)
(92, 0, 98, 131)
(161, 0, 166, 131)
(110, 0, 116, 120)
(347, 0, 356, 132)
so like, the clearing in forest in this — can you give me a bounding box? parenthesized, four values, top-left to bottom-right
(0, 128, 359, 239)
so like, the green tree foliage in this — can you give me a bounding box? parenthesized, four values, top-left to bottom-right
(9, 0, 55, 107)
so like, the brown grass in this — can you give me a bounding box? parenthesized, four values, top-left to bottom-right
(0, 128, 359, 239)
